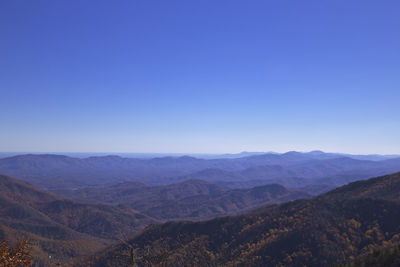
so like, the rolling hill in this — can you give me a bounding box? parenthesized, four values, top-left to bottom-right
(54, 179, 310, 220)
(1, 152, 399, 190)
(81, 172, 400, 267)
(0, 174, 155, 265)
(165, 157, 400, 189)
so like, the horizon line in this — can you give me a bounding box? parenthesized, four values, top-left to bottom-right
(0, 150, 399, 156)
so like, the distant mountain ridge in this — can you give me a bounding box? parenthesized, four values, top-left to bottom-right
(1, 151, 397, 160)
(166, 157, 400, 189)
(1, 151, 399, 190)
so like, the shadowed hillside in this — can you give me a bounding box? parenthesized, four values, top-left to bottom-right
(81, 172, 400, 267)
(0, 174, 155, 265)
(55, 179, 310, 220)
(342, 244, 400, 267)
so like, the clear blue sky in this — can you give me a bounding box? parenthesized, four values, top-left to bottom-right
(1, 0, 399, 154)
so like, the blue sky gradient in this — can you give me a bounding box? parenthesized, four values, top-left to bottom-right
(1, 0, 400, 154)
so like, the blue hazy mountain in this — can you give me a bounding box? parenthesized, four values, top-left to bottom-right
(0, 151, 399, 190)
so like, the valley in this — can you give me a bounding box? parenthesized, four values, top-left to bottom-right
(1, 151, 400, 266)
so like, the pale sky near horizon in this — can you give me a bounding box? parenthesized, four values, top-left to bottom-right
(1, 0, 400, 154)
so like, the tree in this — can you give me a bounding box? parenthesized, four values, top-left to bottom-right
(0, 240, 32, 267)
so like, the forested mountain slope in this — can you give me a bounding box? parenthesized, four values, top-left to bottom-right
(0, 174, 155, 265)
(55, 179, 310, 220)
(82, 172, 400, 267)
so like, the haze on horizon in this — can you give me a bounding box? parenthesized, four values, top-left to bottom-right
(1, 0, 400, 155)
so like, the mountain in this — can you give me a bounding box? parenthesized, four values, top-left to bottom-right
(55, 179, 309, 220)
(53, 179, 229, 207)
(82, 172, 400, 267)
(165, 157, 400, 189)
(0, 154, 213, 189)
(324, 171, 400, 201)
(2, 152, 399, 190)
(0, 174, 155, 265)
(139, 184, 310, 220)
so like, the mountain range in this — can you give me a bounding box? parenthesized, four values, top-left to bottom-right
(0, 174, 310, 265)
(1, 151, 400, 266)
(54, 179, 309, 220)
(0, 151, 399, 190)
(80, 172, 400, 267)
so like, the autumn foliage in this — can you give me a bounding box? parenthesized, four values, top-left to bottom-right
(0, 240, 32, 267)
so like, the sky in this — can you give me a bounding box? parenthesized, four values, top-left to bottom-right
(1, 0, 400, 154)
